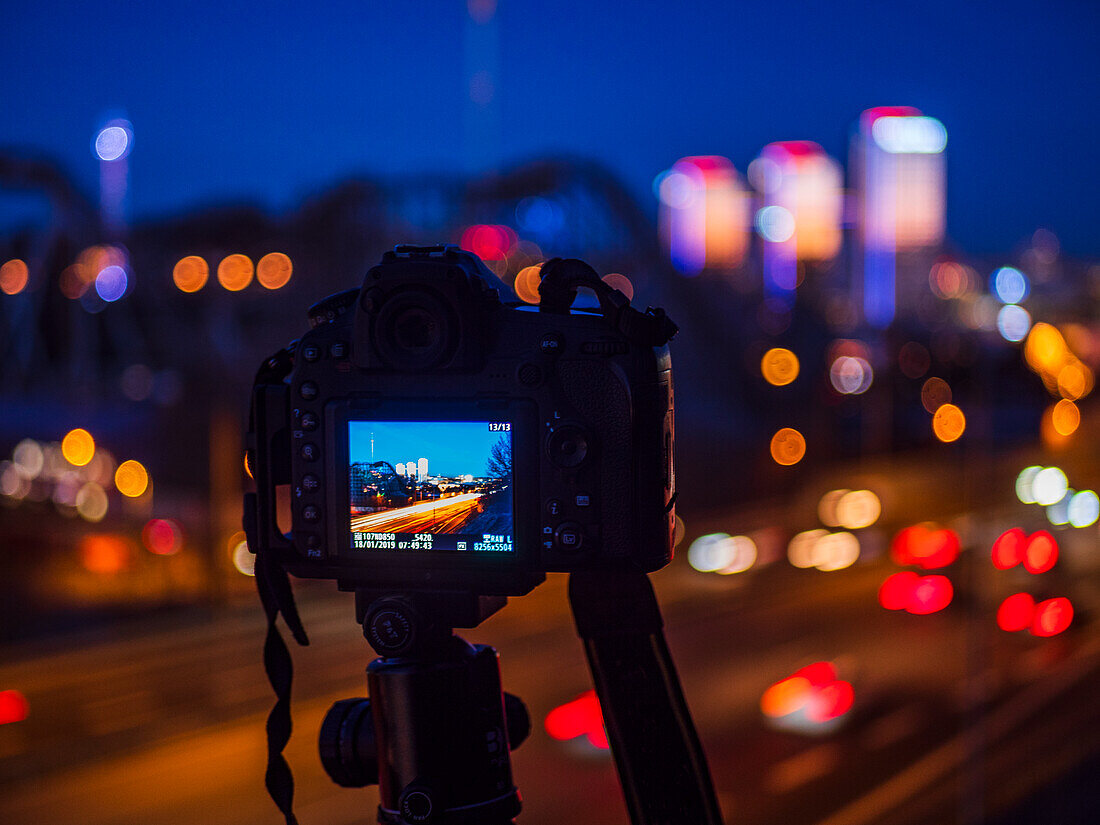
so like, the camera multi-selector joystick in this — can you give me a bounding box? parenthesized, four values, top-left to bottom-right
(318, 592, 529, 825)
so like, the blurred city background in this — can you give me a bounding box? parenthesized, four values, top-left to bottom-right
(1, 2, 1098, 824)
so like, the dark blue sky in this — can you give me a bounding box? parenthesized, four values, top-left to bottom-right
(349, 420, 505, 478)
(2, 1, 1097, 255)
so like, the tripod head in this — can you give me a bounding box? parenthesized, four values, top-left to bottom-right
(319, 591, 529, 825)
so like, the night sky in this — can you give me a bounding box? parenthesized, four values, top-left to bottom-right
(2, 0, 1097, 255)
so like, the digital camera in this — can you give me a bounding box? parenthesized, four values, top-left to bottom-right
(246, 245, 676, 597)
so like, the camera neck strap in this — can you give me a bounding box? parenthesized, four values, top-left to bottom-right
(247, 347, 311, 825)
(537, 258, 678, 348)
(569, 569, 723, 825)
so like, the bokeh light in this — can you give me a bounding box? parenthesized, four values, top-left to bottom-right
(992, 266, 1029, 304)
(813, 532, 860, 571)
(217, 254, 254, 291)
(932, 403, 965, 442)
(1046, 491, 1072, 526)
(76, 482, 109, 522)
(95, 264, 128, 302)
(601, 273, 634, 301)
(830, 356, 873, 394)
(920, 377, 952, 413)
(1015, 466, 1042, 503)
(460, 225, 516, 261)
(1032, 467, 1068, 506)
(545, 689, 607, 749)
(991, 528, 1025, 570)
(257, 252, 293, 289)
(142, 518, 183, 555)
(61, 428, 95, 467)
(1050, 399, 1080, 436)
(997, 593, 1035, 632)
(789, 529, 828, 568)
(1022, 531, 1057, 574)
(0, 259, 29, 295)
(94, 123, 132, 161)
(906, 575, 953, 614)
(173, 256, 209, 292)
(761, 348, 800, 386)
(1030, 597, 1073, 637)
(232, 538, 256, 576)
(879, 571, 919, 610)
(755, 205, 795, 243)
(115, 459, 149, 498)
(1067, 490, 1099, 528)
(0, 690, 29, 725)
(835, 489, 881, 529)
(996, 304, 1031, 342)
(514, 264, 543, 304)
(80, 534, 129, 573)
(817, 489, 848, 527)
(891, 523, 959, 569)
(13, 439, 45, 479)
(770, 428, 806, 466)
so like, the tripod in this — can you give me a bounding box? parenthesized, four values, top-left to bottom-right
(319, 591, 527, 825)
(309, 571, 722, 825)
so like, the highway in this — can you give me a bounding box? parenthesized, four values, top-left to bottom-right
(350, 492, 482, 534)
(1, 446, 1098, 825)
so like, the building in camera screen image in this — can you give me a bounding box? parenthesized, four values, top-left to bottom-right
(347, 420, 514, 552)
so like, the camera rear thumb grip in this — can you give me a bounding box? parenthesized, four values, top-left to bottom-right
(569, 570, 723, 825)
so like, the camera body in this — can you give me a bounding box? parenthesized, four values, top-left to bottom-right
(247, 245, 675, 597)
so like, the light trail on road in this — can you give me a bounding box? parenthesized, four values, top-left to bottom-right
(350, 492, 482, 534)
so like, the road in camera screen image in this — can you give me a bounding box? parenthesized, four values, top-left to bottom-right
(347, 420, 512, 537)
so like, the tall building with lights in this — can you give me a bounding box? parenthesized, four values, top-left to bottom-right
(750, 141, 843, 300)
(852, 107, 947, 327)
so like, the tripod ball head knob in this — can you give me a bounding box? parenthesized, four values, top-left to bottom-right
(319, 697, 378, 788)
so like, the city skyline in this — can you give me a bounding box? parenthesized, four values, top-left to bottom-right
(348, 420, 510, 479)
(1, 1, 1096, 256)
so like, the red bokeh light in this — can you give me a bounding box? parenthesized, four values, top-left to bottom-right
(545, 689, 607, 749)
(142, 518, 183, 555)
(906, 575, 953, 615)
(806, 679, 855, 722)
(760, 662, 854, 725)
(1031, 597, 1073, 637)
(891, 524, 959, 569)
(0, 690, 29, 725)
(459, 224, 516, 261)
(879, 571, 919, 610)
(991, 528, 1025, 570)
(1022, 531, 1058, 574)
(996, 592, 1036, 631)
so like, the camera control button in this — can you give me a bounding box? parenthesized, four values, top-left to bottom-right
(301, 344, 322, 362)
(539, 332, 564, 355)
(300, 443, 319, 462)
(302, 505, 321, 523)
(545, 498, 564, 517)
(302, 474, 320, 493)
(299, 381, 319, 400)
(575, 494, 591, 507)
(301, 411, 319, 431)
(554, 522, 584, 552)
(329, 341, 349, 359)
(546, 425, 588, 468)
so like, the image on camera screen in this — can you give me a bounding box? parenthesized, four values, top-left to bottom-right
(347, 420, 514, 553)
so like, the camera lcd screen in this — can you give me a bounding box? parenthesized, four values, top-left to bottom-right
(347, 420, 515, 553)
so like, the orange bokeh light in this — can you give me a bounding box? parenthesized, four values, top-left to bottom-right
(514, 264, 543, 304)
(257, 252, 293, 289)
(770, 427, 806, 466)
(932, 403, 965, 442)
(173, 256, 209, 292)
(0, 259, 29, 295)
(80, 534, 131, 574)
(217, 254, 254, 291)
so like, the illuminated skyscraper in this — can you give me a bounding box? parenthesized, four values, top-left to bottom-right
(750, 141, 843, 299)
(656, 156, 750, 275)
(853, 107, 947, 327)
